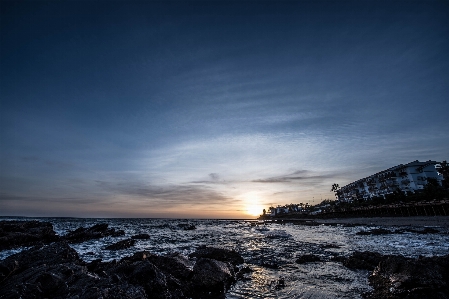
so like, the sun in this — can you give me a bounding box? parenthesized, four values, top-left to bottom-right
(246, 204, 264, 217)
(241, 191, 265, 217)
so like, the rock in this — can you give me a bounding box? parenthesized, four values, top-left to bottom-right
(0, 241, 81, 273)
(274, 277, 286, 289)
(105, 239, 136, 250)
(63, 223, 125, 243)
(261, 260, 280, 269)
(148, 252, 193, 281)
(125, 251, 154, 262)
(236, 265, 253, 281)
(0, 242, 88, 298)
(365, 254, 449, 299)
(0, 220, 59, 250)
(342, 251, 384, 271)
(178, 223, 196, 230)
(131, 233, 151, 239)
(191, 258, 234, 294)
(189, 246, 244, 265)
(0, 241, 242, 298)
(126, 261, 177, 298)
(295, 254, 321, 264)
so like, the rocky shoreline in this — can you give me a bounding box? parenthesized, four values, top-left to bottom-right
(1, 220, 448, 299)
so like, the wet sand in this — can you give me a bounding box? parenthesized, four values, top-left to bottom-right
(315, 216, 449, 228)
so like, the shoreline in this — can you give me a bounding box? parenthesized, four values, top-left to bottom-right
(268, 215, 449, 228)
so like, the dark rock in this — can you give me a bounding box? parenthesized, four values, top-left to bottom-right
(86, 258, 103, 272)
(295, 254, 321, 264)
(148, 252, 193, 281)
(189, 246, 244, 265)
(63, 223, 125, 243)
(238, 266, 253, 274)
(342, 251, 384, 271)
(331, 255, 347, 263)
(274, 277, 285, 290)
(261, 260, 280, 269)
(105, 239, 136, 250)
(131, 233, 151, 239)
(0, 241, 81, 273)
(0, 240, 242, 299)
(0, 220, 59, 250)
(236, 265, 253, 281)
(191, 258, 234, 294)
(124, 250, 154, 262)
(0, 242, 88, 299)
(365, 254, 449, 299)
(356, 228, 393, 236)
(178, 223, 196, 230)
(126, 261, 175, 298)
(0, 243, 180, 299)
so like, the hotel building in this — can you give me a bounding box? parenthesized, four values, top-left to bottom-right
(337, 160, 443, 202)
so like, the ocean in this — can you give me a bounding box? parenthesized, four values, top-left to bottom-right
(1, 217, 448, 298)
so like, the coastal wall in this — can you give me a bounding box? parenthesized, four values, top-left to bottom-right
(263, 200, 449, 220)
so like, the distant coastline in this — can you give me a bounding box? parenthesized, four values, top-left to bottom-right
(259, 199, 449, 220)
(258, 215, 449, 229)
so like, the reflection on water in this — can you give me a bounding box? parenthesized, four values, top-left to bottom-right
(1, 218, 448, 298)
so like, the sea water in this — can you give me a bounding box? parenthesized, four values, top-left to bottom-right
(1, 217, 448, 298)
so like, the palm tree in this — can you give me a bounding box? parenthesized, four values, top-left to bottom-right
(331, 183, 340, 192)
(331, 183, 341, 199)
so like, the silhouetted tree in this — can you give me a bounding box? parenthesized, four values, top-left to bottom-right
(331, 183, 340, 199)
(422, 177, 446, 200)
(436, 160, 449, 189)
(331, 183, 340, 192)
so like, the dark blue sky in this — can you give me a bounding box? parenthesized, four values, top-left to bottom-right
(1, 1, 448, 217)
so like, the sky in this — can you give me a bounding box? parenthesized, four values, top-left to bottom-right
(1, 1, 448, 218)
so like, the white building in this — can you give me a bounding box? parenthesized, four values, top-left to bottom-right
(337, 160, 443, 202)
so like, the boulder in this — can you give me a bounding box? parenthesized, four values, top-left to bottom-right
(295, 254, 321, 264)
(177, 223, 196, 230)
(0, 242, 185, 299)
(0, 241, 242, 299)
(189, 246, 244, 265)
(126, 261, 175, 299)
(261, 260, 281, 269)
(148, 252, 193, 281)
(63, 223, 125, 243)
(365, 254, 449, 299)
(105, 239, 136, 250)
(191, 258, 234, 293)
(0, 242, 89, 298)
(131, 233, 151, 239)
(0, 220, 59, 250)
(342, 251, 384, 271)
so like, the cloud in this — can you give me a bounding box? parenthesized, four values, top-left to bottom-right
(209, 173, 219, 181)
(251, 170, 343, 186)
(95, 180, 232, 207)
(0, 192, 100, 205)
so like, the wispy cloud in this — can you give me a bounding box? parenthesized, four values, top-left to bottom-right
(95, 180, 232, 207)
(251, 170, 342, 184)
